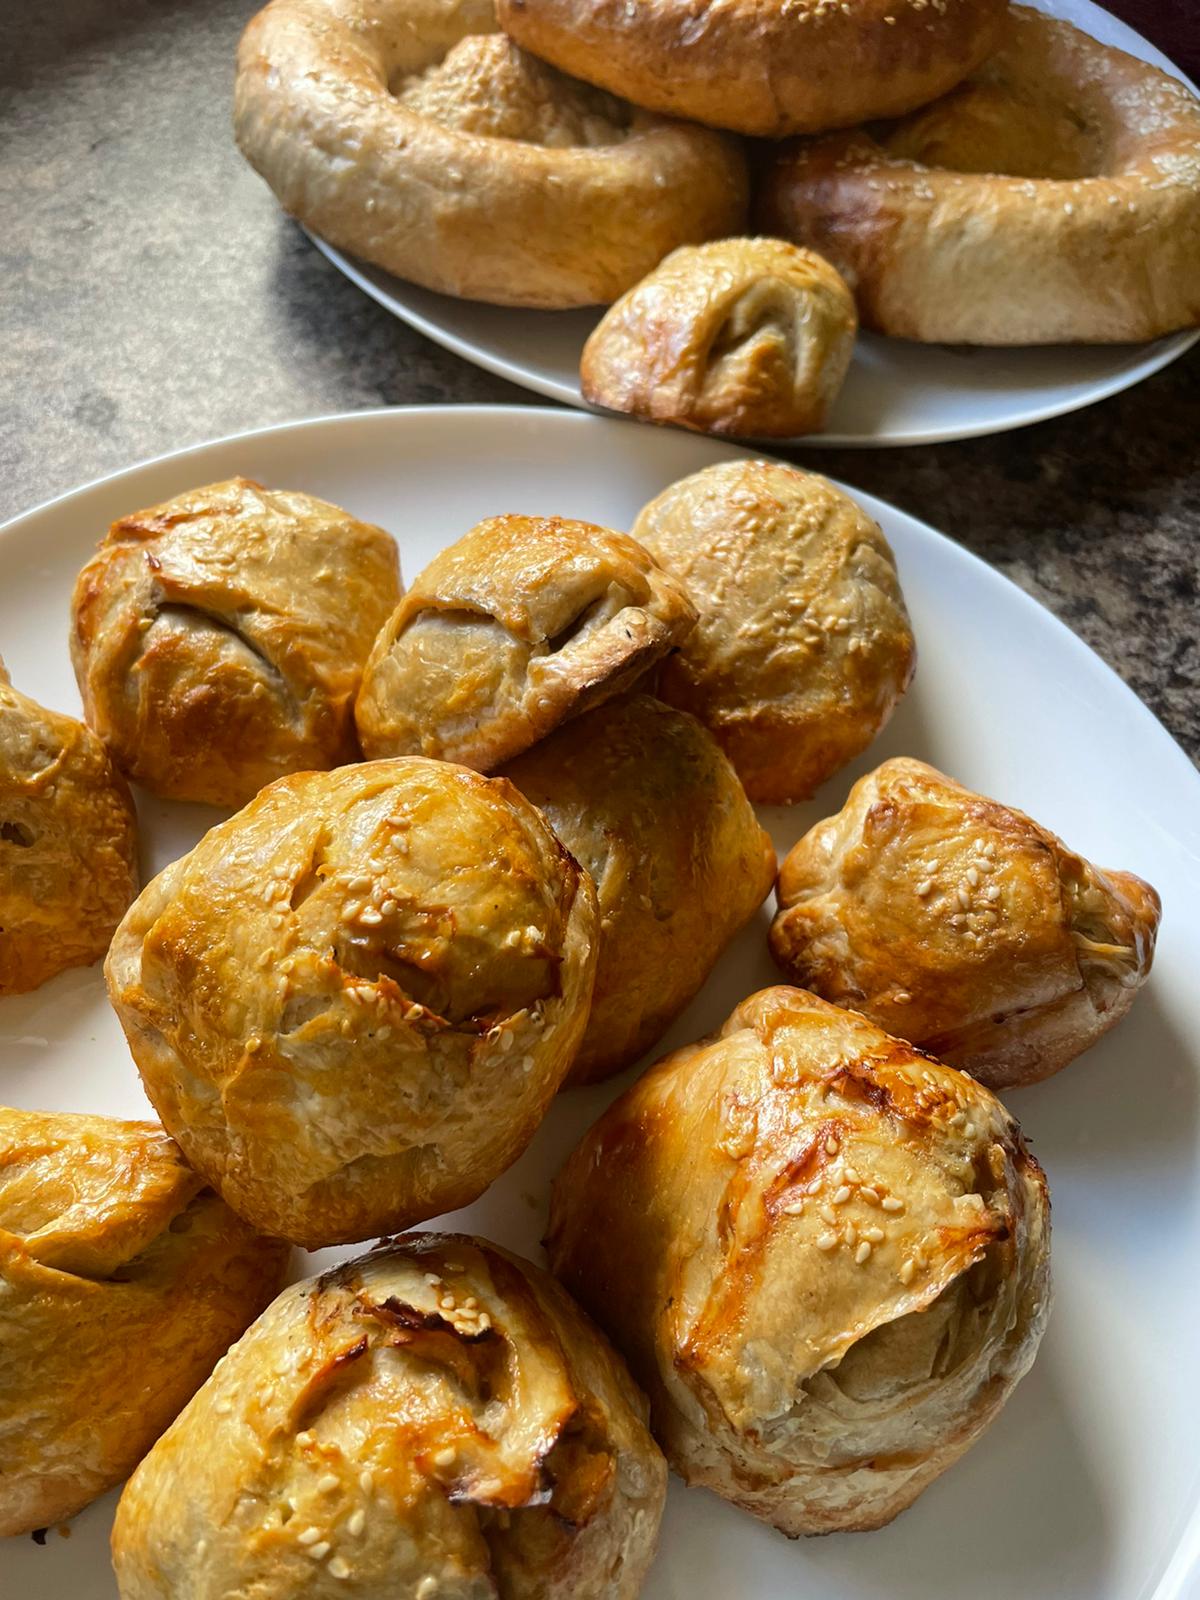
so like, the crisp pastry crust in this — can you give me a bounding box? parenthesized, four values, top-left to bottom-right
(581, 239, 857, 439)
(0, 1107, 288, 1537)
(112, 1233, 668, 1599)
(498, 0, 1007, 137)
(633, 460, 915, 804)
(70, 477, 401, 807)
(547, 986, 1051, 1537)
(769, 757, 1162, 1089)
(502, 694, 776, 1084)
(235, 0, 748, 310)
(105, 758, 598, 1248)
(758, 7, 1200, 343)
(0, 660, 138, 996)
(355, 514, 696, 771)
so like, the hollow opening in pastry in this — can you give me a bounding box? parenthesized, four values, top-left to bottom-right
(138, 603, 289, 710)
(0, 819, 35, 847)
(876, 76, 1102, 180)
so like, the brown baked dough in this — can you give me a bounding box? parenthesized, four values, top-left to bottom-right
(0, 660, 138, 996)
(235, 0, 748, 309)
(769, 757, 1161, 1089)
(758, 7, 1200, 343)
(581, 239, 857, 438)
(498, 0, 1007, 137)
(633, 460, 915, 803)
(106, 758, 598, 1248)
(112, 1233, 667, 1599)
(547, 986, 1051, 1536)
(70, 477, 401, 807)
(0, 1107, 288, 1537)
(355, 514, 696, 770)
(502, 694, 776, 1084)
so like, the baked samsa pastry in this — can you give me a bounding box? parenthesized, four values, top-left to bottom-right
(355, 514, 695, 770)
(547, 987, 1051, 1536)
(770, 757, 1161, 1089)
(112, 1233, 667, 1599)
(633, 461, 915, 803)
(0, 1108, 287, 1537)
(0, 660, 138, 996)
(106, 759, 598, 1247)
(581, 239, 857, 438)
(70, 477, 401, 807)
(503, 694, 776, 1084)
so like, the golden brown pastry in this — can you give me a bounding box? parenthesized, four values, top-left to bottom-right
(633, 460, 915, 804)
(112, 1233, 668, 1598)
(70, 477, 401, 807)
(581, 239, 857, 439)
(770, 757, 1161, 1089)
(0, 1107, 288, 1537)
(758, 8, 1200, 343)
(0, 660, 138, 996)
(547, 986, 1051, 1536)
(106, 759, 598, 1248)
(355, 514, 696, 771)
(235, 0, 748, 310)
(498, 0, 1007, 137)
(502, 694, 776, 1084)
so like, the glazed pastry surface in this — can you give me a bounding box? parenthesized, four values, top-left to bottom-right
(547, 986, 1051, 1536)
(770, 757, 1161, 1087)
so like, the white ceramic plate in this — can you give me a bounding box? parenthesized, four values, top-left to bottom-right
(306, 0, 1200, 447)
(3, 406, 1199, 1599)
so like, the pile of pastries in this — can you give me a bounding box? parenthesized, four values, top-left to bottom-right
(1, 460, 1161, 1595)
(234, 0, 1200, 435)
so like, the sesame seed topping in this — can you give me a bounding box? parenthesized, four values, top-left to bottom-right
(214, 1398, 232, 1415)
(433, 1447, 456, 1469)
(825, 1136, 839, 1156)
(296, 1431, 315, 1448)
(863, 1226, 885, 1243)
(915, 879, 933, 897)
(899, 1258, 916, 1284)
(347, 1509, 366, 1537)
(832, 1185, 852, 1205)
(424, 1274, 441, 1286)
(963, 1123, 977, 1139)
(309, 1541, 331, 1561)
(816, 1232, 838, 1251)
(329, 1558, 351, 1580)
(861, 1186, 880, 1204)
(318, 1474, 339, 1493)
(782, 1199, 805, 1215)
(881, 1196, 904, 1213)
(477, 1313, 491, 1331)
(297, 1527, 321, 1546)
(417, 1580, 437, 1600)
(359, 1469, 375, 1495)
(819, 1203, 837, 1224)
(855, 1241, 872, 1263)
(984, 884, 1000, 901)
(957, 884, 972, 910)
(359, 907, 383, 926)
(844, 1166, 861, 1184)
(894, 990, 912, 1004)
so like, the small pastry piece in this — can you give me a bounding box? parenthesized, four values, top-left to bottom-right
(235, 0, 748, 310)
(547, 986, 1051, 1537)
(0, 659, 138, 996)
(769, 757, 1161, 1089)
(581, 239, 857, 438)
(633, 460, 914, 804)
(112, 1233, 668, 1600)
(0, 1107, 288, 1537)
(106, 758, 598, 1248)
(70, 477, 401, 807)
(355, 514, 695, 771)
(503, 694, 776, 1084)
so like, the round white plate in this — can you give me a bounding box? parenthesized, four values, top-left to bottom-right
(305, 0, 1200, 447)
(4, 406, 1199, 1599)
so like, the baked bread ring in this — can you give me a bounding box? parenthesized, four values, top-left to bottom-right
(633, 460, 915, 803)
(0, 1108, 288, 1537)
(105, 759, 598, 1248)
(769, 758, 1162, 1088)
(112, 1233, 667, 1599)
(758, 6, 1200, 343)
(502, 694, 776, 1084)
(547, 986, 1051, 1537)
(355, 513, 696, 770)
(70, 478, 401, 807)
(0, 660, 138, 996)
(235, 0, 748, 309)
(497, 0, 1007, 137)
(581, 238, 858, 438)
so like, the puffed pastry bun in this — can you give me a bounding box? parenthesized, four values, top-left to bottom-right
(235, 0, 748, 309)
(0, 660, 138, 996)
(112, 1233, 668, 1598)
(547, 986, 1051, 1537)
(581, 239, 857, 438)
(106, 758, 598, 1248)
(633, 460, 915, 803)
(70, 477, 401, 807)
(355, 514, 696, 770)
(0, 1107, 288, 1537)
(769, 757, 1161, 1089)
(503, 694, 776, 1084)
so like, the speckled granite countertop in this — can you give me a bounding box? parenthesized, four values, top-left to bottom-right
(3, 0, 1197, 759)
